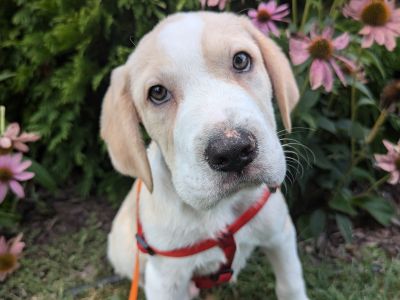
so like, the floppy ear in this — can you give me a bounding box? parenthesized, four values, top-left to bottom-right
(100, 65, 153, 192)
(244, 20, 299, 132)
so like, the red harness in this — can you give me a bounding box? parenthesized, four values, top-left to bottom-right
(135, 180, 272, 289)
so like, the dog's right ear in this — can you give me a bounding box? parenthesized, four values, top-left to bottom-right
(100, 65, 153, 192)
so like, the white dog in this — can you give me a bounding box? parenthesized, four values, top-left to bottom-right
(101, 12, 308, 300)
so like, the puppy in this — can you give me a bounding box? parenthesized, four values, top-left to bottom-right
(101, 12, 308, 300)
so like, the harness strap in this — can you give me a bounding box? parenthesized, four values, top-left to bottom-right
(128, 180, 143, 300)
(134, 179, 272, 289)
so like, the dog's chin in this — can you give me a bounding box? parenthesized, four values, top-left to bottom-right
(183, 169, 276, 211)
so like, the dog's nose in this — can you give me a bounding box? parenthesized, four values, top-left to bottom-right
(205, 128, 258, 172)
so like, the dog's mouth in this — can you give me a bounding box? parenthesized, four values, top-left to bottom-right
(217, 164, 279, 197)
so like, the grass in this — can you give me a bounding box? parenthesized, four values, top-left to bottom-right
(2, 213, 400, 300)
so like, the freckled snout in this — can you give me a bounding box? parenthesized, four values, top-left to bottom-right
(205, 128, 258, 172)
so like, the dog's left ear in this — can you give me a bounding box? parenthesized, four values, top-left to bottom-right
(100, 65, 153, 192)
(244, 20, 299, 132)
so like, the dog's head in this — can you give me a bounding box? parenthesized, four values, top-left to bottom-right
(101, 12, 299, 209)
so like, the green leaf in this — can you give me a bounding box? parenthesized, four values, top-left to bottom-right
(355, 196, 395, 225)
(329, 190, 357, 216)
(0, 71, 15, 82)
(316, 116, 336, 133)
(335, 213, 353, 243)
(300, 113, 317, 129)
(353, 81, 374, 100)
(350, 122, 366, 140)
(357, 97, 377, 108)
(364, 51, 386, 78)
(351, 167, 375, 184)
(29, 159, 57, 191)
(310, 209, 327, 236)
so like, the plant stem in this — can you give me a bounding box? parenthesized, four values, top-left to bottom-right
(0, 106, 5, 135)
(11, 197, 19, 213)
(300, 75, 309, 99)
(329, 0, 344, 20)
(365, 109, 388, 144)
(300, 0, 312, 31)
(353, 174, 391, 199)
(350, 80, 357, 163)
(292, 0, 298, 26)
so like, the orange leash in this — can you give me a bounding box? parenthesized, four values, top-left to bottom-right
(128, 180, 143, 300)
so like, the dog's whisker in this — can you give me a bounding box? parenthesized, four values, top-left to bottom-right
(286, 156, 304, 178)
(284, 166, 296, 185)
(277, 127, 316, 137)
(284, 147, 312, 169)
(283, 147, 311, 170)
(280, 137, 315, 157)
(281, 140, 316, 166)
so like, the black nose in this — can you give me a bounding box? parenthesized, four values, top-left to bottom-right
(205, 128, 258, 172)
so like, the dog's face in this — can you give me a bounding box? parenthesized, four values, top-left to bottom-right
(101, 12, 299, 210)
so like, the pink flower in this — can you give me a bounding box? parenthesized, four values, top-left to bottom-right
(248, 1, 290, 37)
(0, 123, 40, 154)
(200, 0, 228, 10)
(375, 139, 400, 184)
(0, 153, 34, 204)
(289, 26, 356, 92)
(343, 0, 400, 51)
(0, 233, 25, 281)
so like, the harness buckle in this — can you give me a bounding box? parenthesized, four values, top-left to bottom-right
(136, 233, 155, 255)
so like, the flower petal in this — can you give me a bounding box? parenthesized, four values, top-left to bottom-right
(321, 62, 334, 92)
(374, 28, 386, 45)
(14, 171, 34, 181)
(382, 140, 395, 152)
(9, 180, 25, 198)
(13, 142, 29, 153)
(310, 59, 325, 90)
(0, 183, 8, 204)
(322, 27, 334, 39)
(0, 137, 12, 149)
(289, 38, 310, 65)
(268, 21, 280, 37)
(9, 233, 25, 256)
(259, 1, 277, 12)
(361, 33, 374, 48)
(248, 9, 258, 18)
(388, 171, 400, 185)
(14, 159, 32, 173)
(330, 59, 347, 86)
(16, 132, 40, 143)
(333, 32, 350, 50)
(274, 3, 289, 14)
(4, 123, 20, 138)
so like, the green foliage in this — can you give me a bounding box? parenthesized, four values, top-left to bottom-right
(0, 0, 399, 237)
(283, 0, 400, 239)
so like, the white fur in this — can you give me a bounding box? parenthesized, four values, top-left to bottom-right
(106, 12, 308, 300)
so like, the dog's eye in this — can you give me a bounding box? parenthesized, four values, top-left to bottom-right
(232, 52, 251, 72)
(148, 85, 171, 104)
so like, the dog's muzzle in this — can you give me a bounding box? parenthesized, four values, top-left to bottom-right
(204, 128, 258, 172)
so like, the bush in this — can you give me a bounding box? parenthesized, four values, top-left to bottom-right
(1, 0, 399, 238)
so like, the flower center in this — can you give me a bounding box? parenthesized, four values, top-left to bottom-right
(308, 38, 333, 60)
(360, 0, 391, 26)
(396, 157, 400, 170)
(0, 253, 17, 272)
(0, 167, 13, 182)
(257, 9, 271, 22)
(0, 147, 13, 155)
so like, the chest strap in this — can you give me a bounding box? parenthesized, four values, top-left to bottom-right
(135, 180, 273, 289)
